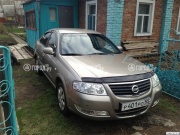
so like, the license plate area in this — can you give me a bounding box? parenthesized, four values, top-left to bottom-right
(121, 97, 151, 111)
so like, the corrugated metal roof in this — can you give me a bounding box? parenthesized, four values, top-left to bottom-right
(23, 0, 37, 5)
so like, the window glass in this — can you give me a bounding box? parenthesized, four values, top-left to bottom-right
(135, 1, 154, 35)
(47, 32, 56, 48)
(138, 4, 150, 14)
(61, 34, 121, 55)
(40, 33, 51, 46)
(50, 8, 56, 21)
(137, 16, 142, 33)
(177, 8, 180, 33)
(143, 16, 149, 32)
(178, 20, 180, 32)
(95, 36, 114, 52)
(86, 2, 97, 30)
(89, 5, 96, 14)
(26, 10, 36, 29)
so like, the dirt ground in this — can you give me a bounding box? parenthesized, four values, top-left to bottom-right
(13, 59, 180, 135)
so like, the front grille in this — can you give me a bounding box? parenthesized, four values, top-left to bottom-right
(115, 106, 148, 117)
(109, 79, 151, 96)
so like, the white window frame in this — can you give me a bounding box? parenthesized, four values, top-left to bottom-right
(177, 7, 180, 34)
(134, 0, 155, 36)
(85, 0, 97, 31)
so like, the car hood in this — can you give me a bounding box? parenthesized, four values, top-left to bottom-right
(62, 54, 152, 78)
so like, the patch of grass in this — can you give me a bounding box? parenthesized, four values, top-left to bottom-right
(12, 26, 25, 33)
(13, 59, 81, 135)
(157, 95, 180, 113)
(0, 24, 7, 34)
(0, 34, 13, 40)
(16, 90, 81, 135)
(7, 26, 25, 33)
(14, 33, 26, 41)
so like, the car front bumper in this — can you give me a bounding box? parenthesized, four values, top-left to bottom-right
(69, 83, 162, 120)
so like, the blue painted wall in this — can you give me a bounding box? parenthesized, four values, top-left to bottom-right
(39, 4, 59, 37)
(159, 0, 174, 53)
(106, 0, 124, 46)
(23, 0, 78, 49)
(23, 1, 39, 49)
(39, 0, 78, 37)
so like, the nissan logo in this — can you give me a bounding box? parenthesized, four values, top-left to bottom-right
(132, 85, 139, 93)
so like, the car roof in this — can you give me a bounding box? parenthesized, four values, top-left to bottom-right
(50, 28, 101, 34)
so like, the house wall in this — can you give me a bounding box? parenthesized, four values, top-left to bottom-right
(159, 0, 174, 53)
(40, 0, 78, 37)
(106, 0, 124, 46)
(78, 0, 107, 35)
(23, 1, 39, 49)
(121, 0, 164, 43)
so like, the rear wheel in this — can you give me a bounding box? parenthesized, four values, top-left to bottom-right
(35, 58, 43, 75)
(56, 82, 69, 116)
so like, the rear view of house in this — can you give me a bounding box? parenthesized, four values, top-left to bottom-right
(24, 0, 178, 54)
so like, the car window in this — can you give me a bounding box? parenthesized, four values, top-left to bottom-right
(60, 34, 121, 55)
(40, 32, 51, 46)
(47, 32, 56, 48)
(94, 36, 115, 52)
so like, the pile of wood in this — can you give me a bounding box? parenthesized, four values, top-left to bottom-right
(121, 40, 159, 57)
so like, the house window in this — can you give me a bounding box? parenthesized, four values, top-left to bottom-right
(134, 0, 155, 36)
(49, 8, 57, 21)
(26, 10, 36, 30)
(177, 7, 180, 33)
(86, 0, 97, 30)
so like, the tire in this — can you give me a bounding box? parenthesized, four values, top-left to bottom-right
(35, 58, 43, 75)
(56, 82, 69, 116)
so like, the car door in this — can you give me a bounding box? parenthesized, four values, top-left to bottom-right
(43, 31, 58, 83)
(36, 32, 51, 65)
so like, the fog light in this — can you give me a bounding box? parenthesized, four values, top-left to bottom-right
(95, 111, 109, 116)
(152, 99, 159, 107)
(75, 105, 109, 116)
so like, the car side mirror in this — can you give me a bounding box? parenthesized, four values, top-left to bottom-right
(117, 46, 123, 51)
(43, 47, 54, 55)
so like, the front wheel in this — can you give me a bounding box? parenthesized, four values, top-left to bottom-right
(57, 82, 69, 116)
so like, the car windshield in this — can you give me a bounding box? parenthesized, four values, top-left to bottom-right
(60, 34, 121, 55)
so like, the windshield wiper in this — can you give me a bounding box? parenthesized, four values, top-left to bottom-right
(62, 53, 83, 56)
(88, 53, 106, 55)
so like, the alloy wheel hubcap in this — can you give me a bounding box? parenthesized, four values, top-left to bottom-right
(58, 87, 65, 111)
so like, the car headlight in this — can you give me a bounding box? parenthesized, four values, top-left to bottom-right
(73, 82, 107, 96)
(152, 74, 160, 87)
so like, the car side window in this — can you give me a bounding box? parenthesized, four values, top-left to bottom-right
(40, 32, 51, 46)
(47, 32, 56, 48)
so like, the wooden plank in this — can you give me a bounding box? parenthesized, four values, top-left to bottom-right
(17, 48, 32, 59)
(124, 42, 159, 47)
(11, 49, 24, 60)
(9, 46, 16, 51)
(125, 51, 158, 57)
(125, 46, 155, 50)
(123, 42, 159, 50)
(17, 44, 27, 48)
(123, 40, 156, 44)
